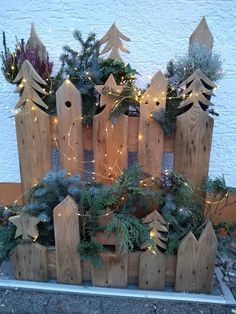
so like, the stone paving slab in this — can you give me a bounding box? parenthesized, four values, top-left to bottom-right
(0, 289, 234, 314)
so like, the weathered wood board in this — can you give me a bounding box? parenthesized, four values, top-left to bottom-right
(56, 80, 83, 175)
(92, 253, 128, 288)
(15, 101, 51, 192)
(53, 196, 82, 284)
(196, 221, 218, 293)
(94, 74, 128, 183)
(138, 70, 167, 177)
(139, 251, 166, 290)
(175, 222, 218, 293)
(175, 232, 198, 292)
(189, 17, 213, 54)
(12, 243, 48, 281)
(26, 23, 48, 62)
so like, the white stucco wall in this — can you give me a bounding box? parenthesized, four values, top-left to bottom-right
(0, 0, 235, 186)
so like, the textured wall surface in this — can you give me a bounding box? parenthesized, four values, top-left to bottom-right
(0, 0, 235, 185)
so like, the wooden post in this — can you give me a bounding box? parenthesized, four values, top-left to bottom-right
(53, 196, 82, 284)
(26, 23, 48, 62)
(56, 80, 83, 175)
(138, 70, 167, 177)
(12, 243, 48, 281)
(189, 17, 213, 54)
(15, 101, 51, 191)
(174, 69, 216, 189)
(175, 221, 218, 293)
(94, 74, 128, 183)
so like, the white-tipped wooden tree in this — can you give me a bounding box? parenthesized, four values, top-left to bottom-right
(13, 60, 48, 109)
(99, 23, 130, 61)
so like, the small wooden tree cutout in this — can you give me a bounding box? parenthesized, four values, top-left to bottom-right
(25, 23, 48, 62)
(99, 23, 130, 61)
(189, 17, 213, 54)
(9, 211, 40, 241)
(178, 68, 216, 110)
(141, 210, 168, 251)
(13, 60, 48, 109)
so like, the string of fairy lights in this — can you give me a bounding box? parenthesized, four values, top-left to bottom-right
(1, 63, 224, 226)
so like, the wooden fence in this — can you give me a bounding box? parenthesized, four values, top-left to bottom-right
(1, 17, 220, 294)
(12, 196, 218, 293)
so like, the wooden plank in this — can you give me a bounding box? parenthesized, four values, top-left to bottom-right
(94, 74, 128, 183)
(189, 17, 213, 54)
(15, 101, 51, 192)
(53, 195, 82, 284)
(138, 71, 167, 177)
(174, 69, 216, 189)
(128, 251, 141, 284)
(92, 253, 128, 288)
(128, 117, 139, 152)
(139, 251, 166, 290)
(0, 183, 23, 205)
(196, 221, 218, 293)
(175, 232, 198, 292)
(12, 243, 48, 281)
(56, 80, 83, 175)
(165, 255, 177, 286)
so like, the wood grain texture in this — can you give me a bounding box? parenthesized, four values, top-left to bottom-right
(56, 80, 83, 175)
(175, 222, 218, 293)
(0, 183, 23, 205)
(139, 251, 166, 290)
(174, 69, 216, 189)
(53, 195, 82, 284)
(189, 17, 213, 54)
(13, 60, 48, 109)
(138, 70, 167, 177)
(15, 101, 51, 192)
(12, 243, 48, 281)
(196, 221, 218, 293)
(9, 211, 39, 241)
(99, 23, 130, 61)
(25, 23, 48, 62)
(94, 74, 128, 183)
(92, 253, 128, 288)
(175, 232, 198, 292)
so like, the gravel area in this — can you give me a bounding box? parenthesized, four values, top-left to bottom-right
(0, 289, 234, 314)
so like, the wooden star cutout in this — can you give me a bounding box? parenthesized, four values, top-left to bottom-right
(9, 211, 40, 241)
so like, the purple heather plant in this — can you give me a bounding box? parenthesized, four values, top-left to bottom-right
(1, 31, 53, 83)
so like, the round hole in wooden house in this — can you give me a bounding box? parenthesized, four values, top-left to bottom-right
(156, 101, 160, 106)
(65, 101, 72, 108)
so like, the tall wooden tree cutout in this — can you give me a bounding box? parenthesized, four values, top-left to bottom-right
(174, 69, 217, 189)
(13, 60, 48, 109)
(99, 23, 130, 61)
(26, 23, 48, 62)
(189, 17, 213, 54)
(14, 60, 51, 192)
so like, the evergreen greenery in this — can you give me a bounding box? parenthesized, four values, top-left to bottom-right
(77, 240, 107, 268)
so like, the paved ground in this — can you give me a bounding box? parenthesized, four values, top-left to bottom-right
(0, 289, 234, 314)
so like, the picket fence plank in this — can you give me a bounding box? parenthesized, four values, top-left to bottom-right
(94, 74, 128, 183)
(56, 80, 83, 175)
(138, 70, 167, 177)
(139, 250, 166, 290)
(12, 243, 48, 281)
(53, 196, 82, 284)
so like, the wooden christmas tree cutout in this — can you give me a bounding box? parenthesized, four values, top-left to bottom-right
(13, 60, 48, 109)
(189, 17, 213, 54)
(99, 23, 130, 61)
(9, 211, 40, 241)
(178, 68, 217, 111)
(141, 210, 168, 251)
(25, 23, 48, 62)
